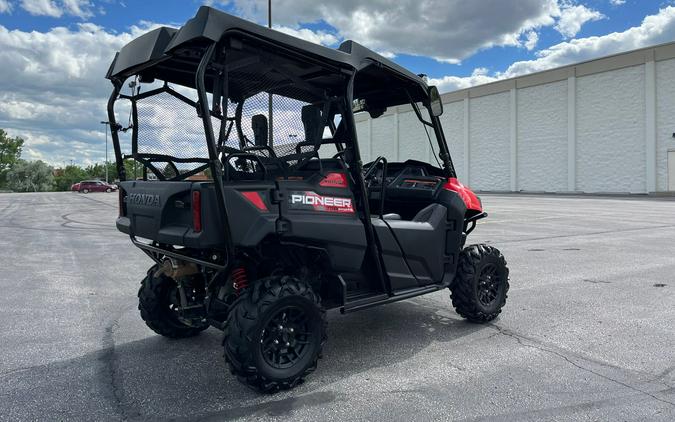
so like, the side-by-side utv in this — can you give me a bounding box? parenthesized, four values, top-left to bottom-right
(106, 6, 509, 393)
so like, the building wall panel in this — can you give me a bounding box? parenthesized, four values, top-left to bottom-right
(353, 119, 370, 162)
(440, 101, 465, 180)
(469, 92, 511, 190)
(353, 44, 675, 194)
(370, 114, 396, 162)
(576, 65, 646, 193)
(398, 110, 430, 162)
(517, 80, 568, 191)
(656, 58, 675, 192)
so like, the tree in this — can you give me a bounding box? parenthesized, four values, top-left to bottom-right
(53, 165, 87, 191)
(6, 160, 54, 192)
(0, 129, 25, 188)
(84, 163, 106, 181)
(122, 159, 141, 180)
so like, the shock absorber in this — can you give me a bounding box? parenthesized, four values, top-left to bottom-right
(231, 267, 248, 295)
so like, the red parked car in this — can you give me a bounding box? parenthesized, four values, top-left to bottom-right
(70, 180, 117, 193)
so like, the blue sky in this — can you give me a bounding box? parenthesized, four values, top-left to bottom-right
(0, 0, 674, 166)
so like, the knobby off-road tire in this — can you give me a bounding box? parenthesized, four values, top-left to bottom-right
(138, 266, 209, 338)
(450, 244, 509, 322)
(223, 276, 326, 393)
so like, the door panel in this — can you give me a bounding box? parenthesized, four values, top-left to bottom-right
(276, 169, 367, 273)
(371, 219, 418, 291)
(382, 205, 448, 286)
(374, 190, 467, 290)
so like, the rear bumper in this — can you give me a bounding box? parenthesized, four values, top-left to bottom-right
(116, 216, 131, 234)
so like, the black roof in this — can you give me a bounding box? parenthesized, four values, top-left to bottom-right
(106, 6, 428, 100)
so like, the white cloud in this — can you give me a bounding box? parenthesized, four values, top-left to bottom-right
(21, 0, 62, 17)
(428, 68, 499, 93)
(0, 22, 151, 165)
(0, 0, 12, 13)
(226, 0, 563, 63)
(378, 51, 397, 59)
(432, 6, 675, 93)
(20, 0, 95, 18)
(274, 26, 339, 46)
(555, 4, 605, 38)
(62, 0, 94, 18)
(505, 5, 675, 76)
(610, 0, 626, 5)
(524, 31, 539, 50)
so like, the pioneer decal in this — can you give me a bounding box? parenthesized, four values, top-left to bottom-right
(288, 191, 354, 214)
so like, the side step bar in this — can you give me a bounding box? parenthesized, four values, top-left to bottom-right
(341, 285, 445, 314)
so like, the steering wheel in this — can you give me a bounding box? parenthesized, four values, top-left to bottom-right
(363, 156, 388, 189)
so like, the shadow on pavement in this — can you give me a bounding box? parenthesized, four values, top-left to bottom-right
(1, 298, 484, 421)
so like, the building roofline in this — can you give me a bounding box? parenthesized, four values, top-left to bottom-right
(441, 39, 675, 103)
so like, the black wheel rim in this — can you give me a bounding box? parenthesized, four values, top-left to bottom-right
(260, 306, 312, 369)
(477, 264, 501, 307)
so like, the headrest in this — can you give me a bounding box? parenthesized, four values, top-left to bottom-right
(251, 114, 268, 146)
(301, 105, 323, 147)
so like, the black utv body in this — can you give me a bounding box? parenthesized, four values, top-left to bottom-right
(106, 6, 509, 393)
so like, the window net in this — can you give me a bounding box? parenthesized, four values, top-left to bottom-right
(235, 92, 316, 160)
(128, 68, 332, 180)
(135, 91, 216, 159)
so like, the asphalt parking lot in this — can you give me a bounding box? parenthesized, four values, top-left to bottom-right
(0, 192, 673, 421)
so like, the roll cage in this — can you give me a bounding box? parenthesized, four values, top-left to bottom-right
(106, 6, 458, 267)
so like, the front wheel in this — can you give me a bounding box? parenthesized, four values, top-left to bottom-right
(223, 276, 326, 393)
(106, 188, 112, 193)
(450, 244, 509, 322)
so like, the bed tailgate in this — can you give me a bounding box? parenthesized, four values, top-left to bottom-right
(116, 180, 226, 248)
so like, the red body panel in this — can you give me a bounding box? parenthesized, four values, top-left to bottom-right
(240, 191, 269, 212)
(442, 178, 482, 213)
(319, 172, 348, 188)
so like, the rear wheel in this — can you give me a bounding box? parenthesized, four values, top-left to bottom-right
(223, 276, 326, 393)
(138, 266, 209, 338)
(81, 188, 89, 194)
(450, 244, 509, 322)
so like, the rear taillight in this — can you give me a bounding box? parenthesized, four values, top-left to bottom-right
(192, 190, 202, 232)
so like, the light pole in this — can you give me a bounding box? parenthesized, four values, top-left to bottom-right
(100, 121, 110, 183)
(267, 0, 273, 148)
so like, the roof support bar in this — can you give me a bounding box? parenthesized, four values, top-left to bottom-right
(107, 80, 126, 181)
(195, 42, 234, 266)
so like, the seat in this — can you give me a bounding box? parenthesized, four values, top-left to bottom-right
(301, 104, 323, 145)
(412, 203, 437, 222)
(276, 104, 324, 169)
(380, 204, 433, 222)
(251, 114, 268, 146)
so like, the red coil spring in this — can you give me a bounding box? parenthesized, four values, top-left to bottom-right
(231, 267, 248, 295)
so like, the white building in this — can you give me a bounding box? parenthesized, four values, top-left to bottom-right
(355, 41, 675, 194)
